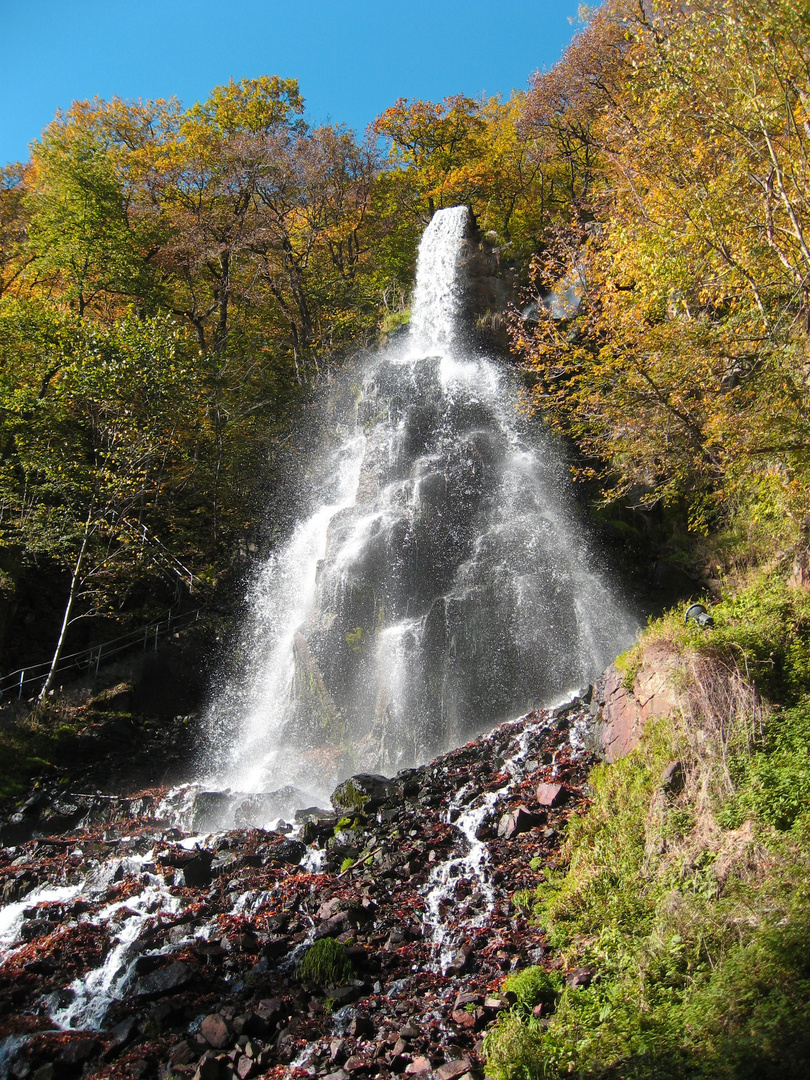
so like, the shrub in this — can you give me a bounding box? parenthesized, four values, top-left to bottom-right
(503, 966, 563, 1016)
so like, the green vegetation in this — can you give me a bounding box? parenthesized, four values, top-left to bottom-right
(485, 566, 810, 1079)
(0, 705, 87, 798)
(297, 937, 354, 988)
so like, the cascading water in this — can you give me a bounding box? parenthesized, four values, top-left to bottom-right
(203, 207, 635, 812)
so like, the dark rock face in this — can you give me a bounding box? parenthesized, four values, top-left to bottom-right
(0, 702, 598, 1080)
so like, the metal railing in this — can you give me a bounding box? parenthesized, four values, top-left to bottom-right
(0, 607, 204, 701)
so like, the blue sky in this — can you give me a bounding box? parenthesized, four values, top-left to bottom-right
(1, 0, 583, 166)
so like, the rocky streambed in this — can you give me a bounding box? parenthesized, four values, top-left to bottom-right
(0, 699, 596, 1080)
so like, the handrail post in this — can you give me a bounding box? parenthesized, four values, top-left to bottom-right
(94, 646, 101, 679)
(18, 670, 24, 700)
(154, 625, 159, 652)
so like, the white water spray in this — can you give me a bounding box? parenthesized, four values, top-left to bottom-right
(202, 207, 636, 820)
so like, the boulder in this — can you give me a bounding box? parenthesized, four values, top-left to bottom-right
(536, 782, 565, 807)
(331, 774, 398, 813)
(200, 1013, 231, 1049)
(132, 960, 194, 999)
(497, 805, 545, 839)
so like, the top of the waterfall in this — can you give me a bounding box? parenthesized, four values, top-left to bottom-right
(409, 206, 470, 355)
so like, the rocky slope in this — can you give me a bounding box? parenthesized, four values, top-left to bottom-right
(0, 698, 596, 1080)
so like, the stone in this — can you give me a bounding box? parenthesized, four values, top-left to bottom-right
(193, 1051, 223, 1080)
(314, 911, 353, 939)
(201, 1013, 232, 1049)
(329, 982, 366, 1005)
(57, 1038, 100, 1066)
(330, 1038, 348, 1063)
(168, 1041, 199, 1066)
(565, 965, 595, 988)
(453, 992, 480, 1010)
(592, 645, 682, 762)
(535, 782, 565, 807)
(405, 1057, 433, 1074)
(445, 943, 473, 975)
(660, 760, 685, 795)
(344, 1056, 370, 1073)
(132, 960, 194, 998)
(435, 1060, 472, 1080)
(235, 1055, 255, 1079)
(349, 1016, 375, 1038)
(451, 1009, 476, 1029)
(331, 774, 398, 813)
(497, 805, 545, 839)
(103, 1015, 139, 1059)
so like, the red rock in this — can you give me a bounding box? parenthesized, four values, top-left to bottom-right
(450, 1009, 476, 1029)
(200, 1013, 231, 1049)
(435, 1061, 472, 1080)
(405, 1057, 433, 1074)
(497, 805, 545, 838)
(235, 1054, 256, 1079)
(345, 1056, 370, 1073)
(535, 782, 564, 807)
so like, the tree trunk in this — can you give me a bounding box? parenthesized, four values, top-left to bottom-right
(38, 513, 92, 702)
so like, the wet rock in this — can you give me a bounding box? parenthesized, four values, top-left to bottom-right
(132, 960, 194, 998)
(269, 837, 307, 864)
(178, 850, 215, 887)
(103, 1015, 139, 1059)
(331, 774, 398, 813)
(192, 791, 235, 832)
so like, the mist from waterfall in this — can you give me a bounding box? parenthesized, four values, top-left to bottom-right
(202, 207, 636, 809)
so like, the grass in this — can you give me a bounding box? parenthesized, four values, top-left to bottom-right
(485, 565, 810, 1079)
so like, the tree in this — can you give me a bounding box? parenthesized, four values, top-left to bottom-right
(0, 303, 198, 693)
(373, 95, 485, 219)
(515, 0, 810, 529)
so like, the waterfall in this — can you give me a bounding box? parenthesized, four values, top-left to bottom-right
(202, 207, 636, 811)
